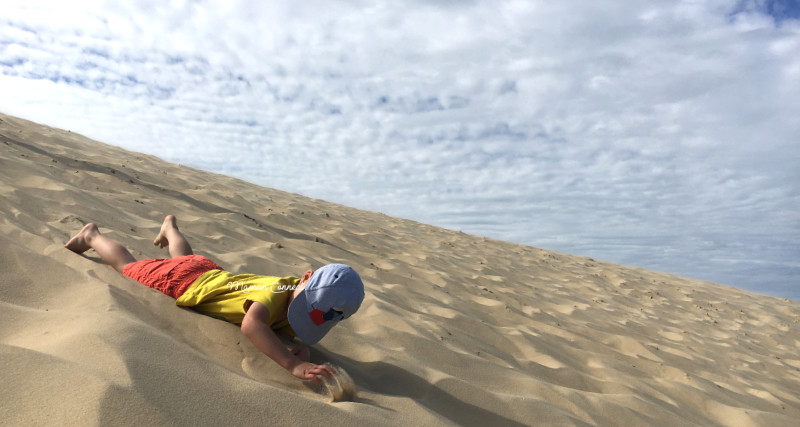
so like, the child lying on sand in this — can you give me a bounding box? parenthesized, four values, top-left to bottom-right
(65, 215, 365, 383)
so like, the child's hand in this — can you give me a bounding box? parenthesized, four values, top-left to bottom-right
(291, 362, 335, 383)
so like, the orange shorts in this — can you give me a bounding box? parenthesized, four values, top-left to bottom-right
(122, 255, 224, 299)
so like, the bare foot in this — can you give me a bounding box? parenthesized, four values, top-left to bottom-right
(153, 215, 179, 248)
(65, 223, 99, 254)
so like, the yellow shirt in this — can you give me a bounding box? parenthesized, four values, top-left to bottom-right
(176, 269, 299, 335)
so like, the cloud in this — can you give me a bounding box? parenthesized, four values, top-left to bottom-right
(1, 0, 798, 300)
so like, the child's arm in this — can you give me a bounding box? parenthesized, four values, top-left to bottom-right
(277, 330, 311, 362)
(241, 301, 333, 382)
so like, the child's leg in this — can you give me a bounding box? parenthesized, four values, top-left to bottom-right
(65, 223, 137, 273)
(152, 215, 193, 258)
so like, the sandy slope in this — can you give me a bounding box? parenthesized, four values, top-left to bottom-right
(1, 112, 798, 426)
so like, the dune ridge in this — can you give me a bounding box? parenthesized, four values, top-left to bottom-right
(1, 112, 799, 426)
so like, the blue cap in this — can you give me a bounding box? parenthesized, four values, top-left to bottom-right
(287, 264, 365, 344)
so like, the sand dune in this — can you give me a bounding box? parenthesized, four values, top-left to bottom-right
(1, 112, 799, 426)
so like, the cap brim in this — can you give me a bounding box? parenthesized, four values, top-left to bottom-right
(287, 289, 337, 345)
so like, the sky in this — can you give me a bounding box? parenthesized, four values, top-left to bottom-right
(1, 0, 798, 301)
